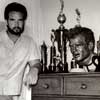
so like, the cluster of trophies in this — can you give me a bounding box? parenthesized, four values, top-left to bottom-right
(40, 0, 69, 73)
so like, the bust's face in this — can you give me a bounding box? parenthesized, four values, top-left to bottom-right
(7, 11, 25, 36)
(69, 35, 91, 63)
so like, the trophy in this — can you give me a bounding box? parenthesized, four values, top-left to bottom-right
(51, 0, 68, 73)
(41, 41, 48, 73)
(92, 36, 100, 72)
(75, 8, 81, 27)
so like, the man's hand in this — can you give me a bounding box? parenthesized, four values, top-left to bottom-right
(24, 67, 39, 87)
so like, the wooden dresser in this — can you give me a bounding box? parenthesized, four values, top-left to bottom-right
(31, 72, 100, 100)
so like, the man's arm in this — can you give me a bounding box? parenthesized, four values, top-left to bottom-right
(24, 59, 41, 87)
(29, 59, 42, 74)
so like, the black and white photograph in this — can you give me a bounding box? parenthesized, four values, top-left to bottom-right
(0, 0, 100, 100)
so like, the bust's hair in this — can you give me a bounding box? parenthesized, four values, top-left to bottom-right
(4, 2, 27, 20)
(68, 26, 95, 51)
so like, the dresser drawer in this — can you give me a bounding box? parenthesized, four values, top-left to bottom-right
(64, 77, 100, 95)
(32, 76, 63, 95)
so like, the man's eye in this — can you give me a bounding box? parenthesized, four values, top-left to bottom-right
(76, 43, 85, 47)
(69, 44, 84, 49)
(76, 44, 82, 47)
(19, 19, 23, 21)
(9, 19, 14, 21)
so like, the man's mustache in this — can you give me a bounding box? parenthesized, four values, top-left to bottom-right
(13, 27, 21, 30)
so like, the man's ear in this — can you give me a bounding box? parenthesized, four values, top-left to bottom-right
(88, 42, 94, 51)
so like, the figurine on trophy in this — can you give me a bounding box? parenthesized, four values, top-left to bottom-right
(48, 32, 57, 72)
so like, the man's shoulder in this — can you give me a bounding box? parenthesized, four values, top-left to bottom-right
(22, 35, 36, 44)
(22, 35, 33, 40)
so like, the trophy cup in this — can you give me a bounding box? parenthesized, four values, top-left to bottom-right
(51, 0, 68, 73)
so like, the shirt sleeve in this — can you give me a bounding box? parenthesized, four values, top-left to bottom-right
(29, 39, 41, 62)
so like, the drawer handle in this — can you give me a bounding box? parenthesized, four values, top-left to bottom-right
(42, 83, 49, 89)
(81, 83, 87, 89)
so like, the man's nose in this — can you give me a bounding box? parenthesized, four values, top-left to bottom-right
(72, 45, 78, 52)
(15, 21, 19, 26)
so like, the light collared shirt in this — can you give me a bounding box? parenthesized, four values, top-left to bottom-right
(0, 31, 40, 95)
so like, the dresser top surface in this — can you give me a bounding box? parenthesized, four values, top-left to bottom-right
(39, 72, 100, 77)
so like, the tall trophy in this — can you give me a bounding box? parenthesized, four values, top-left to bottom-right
(51, 0, 68, 72)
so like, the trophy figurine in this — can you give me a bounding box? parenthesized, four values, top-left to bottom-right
(48, 33, 56, 72)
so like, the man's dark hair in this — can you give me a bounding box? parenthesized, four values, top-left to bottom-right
(4, 2, 27, 20)
(68, 26, 95, 51)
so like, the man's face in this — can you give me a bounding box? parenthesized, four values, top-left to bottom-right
(7, 11, 25, 36)
(69, 35, 90, 63)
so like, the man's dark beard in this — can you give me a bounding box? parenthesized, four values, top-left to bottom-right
(7, 25, 24, 36)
